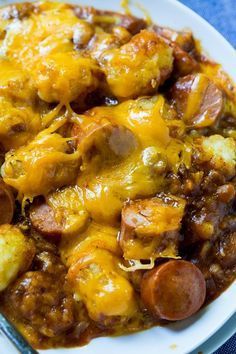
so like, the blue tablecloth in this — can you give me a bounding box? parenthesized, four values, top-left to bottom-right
(180, 0, 236, 47)
(179, 1, 236, 352)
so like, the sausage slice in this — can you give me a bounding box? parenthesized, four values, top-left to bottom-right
(30, 200, 62, 240)
(72, 118, 138, 159)
(119, 195, 185, 260)
(74, 6, 147, 35)
(0, 179, 14, 225)
(152, 25, 198, 76)
(170, 73, 223, 128)
(152, 25, 195, 52)
(141, 260, 206, 321)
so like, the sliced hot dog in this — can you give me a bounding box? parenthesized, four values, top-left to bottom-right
(152, 25, 198, 76)
(30, 200, 62, 240)
(0, 179, 14, 225)
(153, 26, 195, 52)
(141, 260, 206, 321)
(72, 118, 138, 159)
(119, 195, 185, 260)
(170, 73, 223, 128)
(74, 6, 147, 35)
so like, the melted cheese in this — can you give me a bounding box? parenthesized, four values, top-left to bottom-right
(77, 147, 165, 225)
(1, 128, 80, 199)
(47, 186, 89, 236)
(85, 95, 170, 148)
(68, 248, 137, 320)
(0, 224, 35, 291)
(0, 1, 101, 105)
(100, 30, 173, 99)
(0, 96, 41, 151)
(60, 221, 121, 267)
(34, 52, 101, 103)
(0, 58, 35, 102)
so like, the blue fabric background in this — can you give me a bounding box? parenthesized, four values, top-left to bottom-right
(179, 1, 236, 352)
(180, 0, 236, 47)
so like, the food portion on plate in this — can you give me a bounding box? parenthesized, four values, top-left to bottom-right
(0, 1, 235, 349)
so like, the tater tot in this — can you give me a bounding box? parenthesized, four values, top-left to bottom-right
(0, 225, 35, 291)
(68, 249, 137, 322)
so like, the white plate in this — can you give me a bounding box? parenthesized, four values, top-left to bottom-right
(0, 0, 235, 353)
(190, 313, 236, 354)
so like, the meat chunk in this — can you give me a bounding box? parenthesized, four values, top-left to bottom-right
(8, 271, 74, 337)
(0, 225, 35, 291)
(170, 74, 223, 128)
(215, 232, 236, 268)
(0, 179, 14, 225)
(172, 45, 199, 77)
(183, 190, 235, 244)
(119, 194, 186, 260)
(100, 30, 173, 99)
(141, 260, 206, 320)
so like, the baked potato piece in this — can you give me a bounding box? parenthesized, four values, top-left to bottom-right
(119, 194, 186, 260)
(68, 248, 137, 322)
(0, 225, 35, 291)
(1, 2, 99, 104)
(36, 2, 94, 50)
(170, 73, 223, 128)
(100, 30, 173, 99)
(1, 129, 80, 198)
